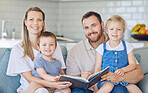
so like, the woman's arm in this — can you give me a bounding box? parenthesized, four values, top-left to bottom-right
(21, 71, 72, 89)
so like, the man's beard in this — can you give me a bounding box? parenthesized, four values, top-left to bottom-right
(86, 29, 103, 43)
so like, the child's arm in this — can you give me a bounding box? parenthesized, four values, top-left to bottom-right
(36, 68, 60, 82)
(94, 52, 103, 92)
(115, 50, 136, 76)
(61, 69, 66, 75)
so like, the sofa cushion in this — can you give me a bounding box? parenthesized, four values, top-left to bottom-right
(0, 48, 20, 93)
(137, 74, 148, 93)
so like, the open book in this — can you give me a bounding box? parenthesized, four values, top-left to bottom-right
(59, 66, 109, 90)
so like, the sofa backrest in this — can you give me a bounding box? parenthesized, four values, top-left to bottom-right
(0, 46, 68, 93)
(134, 46, 148, 75)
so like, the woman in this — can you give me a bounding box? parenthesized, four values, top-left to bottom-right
(6, 7, 71, 93)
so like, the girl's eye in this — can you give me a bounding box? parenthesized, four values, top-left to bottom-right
(110, 28, 113, 30)
(117, 29, 121, 31)
(50, 44, 54, 46)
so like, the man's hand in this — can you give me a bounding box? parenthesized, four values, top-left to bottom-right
(81, 71, 93, 79)
(101, 72, 124, 83)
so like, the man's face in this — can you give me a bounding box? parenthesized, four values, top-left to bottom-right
(82, 15, 103, 43)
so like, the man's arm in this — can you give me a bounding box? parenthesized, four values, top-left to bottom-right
(123, 64, 143, 83)
(101, 64, 144, 84)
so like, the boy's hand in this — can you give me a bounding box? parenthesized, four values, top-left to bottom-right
(54, 76, 60, 81)
(114, 69, 124, 77)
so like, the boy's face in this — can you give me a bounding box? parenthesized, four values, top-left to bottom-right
(39, 37, 56, 57)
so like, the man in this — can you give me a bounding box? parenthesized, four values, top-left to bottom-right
(66, 11, 144, 93)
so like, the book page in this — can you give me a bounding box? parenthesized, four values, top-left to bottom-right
(60, 75, 88, 82)
(87, 66, 109, 81)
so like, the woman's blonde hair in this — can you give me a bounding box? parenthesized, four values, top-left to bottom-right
(105, 15, 126, 41)
(22, 7, 46, 61)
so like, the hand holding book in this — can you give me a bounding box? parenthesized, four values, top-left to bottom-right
(59, 66, 109, 89)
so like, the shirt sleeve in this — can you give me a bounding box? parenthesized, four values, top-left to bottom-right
(96, 43, 104, 55)
(6, 43, 33, 76)
(52, 42, 66, 69)
(34, 58, 44, 69)
(125, 41, 134, 54)
(66, 47, 81, 75)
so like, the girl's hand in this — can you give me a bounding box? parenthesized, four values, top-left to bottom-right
(114, 69, 124, 77)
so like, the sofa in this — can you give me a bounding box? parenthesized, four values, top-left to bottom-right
(0, 46, 148, 93)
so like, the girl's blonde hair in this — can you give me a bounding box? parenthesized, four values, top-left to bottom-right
(105, 15, 126, 41)
(22, 7, 46, 61)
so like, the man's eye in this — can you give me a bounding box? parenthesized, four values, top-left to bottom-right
(29, 19, 33, 21)
(84, 27, 89, 30)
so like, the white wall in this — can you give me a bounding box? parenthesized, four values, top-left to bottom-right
(0, 0, 147, 41)
(0, 0, 58, 39)
(58, 0, 145, 40)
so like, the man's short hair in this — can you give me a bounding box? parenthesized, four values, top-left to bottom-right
(82, 11, 102, 23)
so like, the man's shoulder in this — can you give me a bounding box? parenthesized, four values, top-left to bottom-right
(70, 39, 86, 52)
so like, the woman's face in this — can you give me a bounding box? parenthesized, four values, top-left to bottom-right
(25, 11, 44, 36)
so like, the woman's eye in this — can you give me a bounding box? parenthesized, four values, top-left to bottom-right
(38, 19, 42, 21)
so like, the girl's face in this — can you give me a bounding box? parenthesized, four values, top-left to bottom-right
(106, 21, 124, 41)
(25, 11, 44, 36)
(39, 37, 56, 57)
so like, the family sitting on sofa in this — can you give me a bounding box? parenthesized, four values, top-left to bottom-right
(1, 6, 146, 93)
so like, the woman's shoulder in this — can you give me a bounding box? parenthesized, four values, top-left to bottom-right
(11, 41, 24, 54)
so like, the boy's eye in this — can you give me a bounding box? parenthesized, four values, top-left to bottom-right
(92, 24, 96, 27)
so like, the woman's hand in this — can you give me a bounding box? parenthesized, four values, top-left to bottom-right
(101, 72, 123, 83)
(81, 71, 93, 79)
(55, 81, 72, 90)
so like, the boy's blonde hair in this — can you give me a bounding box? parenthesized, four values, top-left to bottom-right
(105, 15, 126, 41)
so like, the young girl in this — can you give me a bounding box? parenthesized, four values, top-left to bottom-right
(94, 15, 142, 93)
(26, 31, 71, 93)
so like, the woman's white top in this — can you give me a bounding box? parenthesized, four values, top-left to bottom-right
(6, 41, 66, 92)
